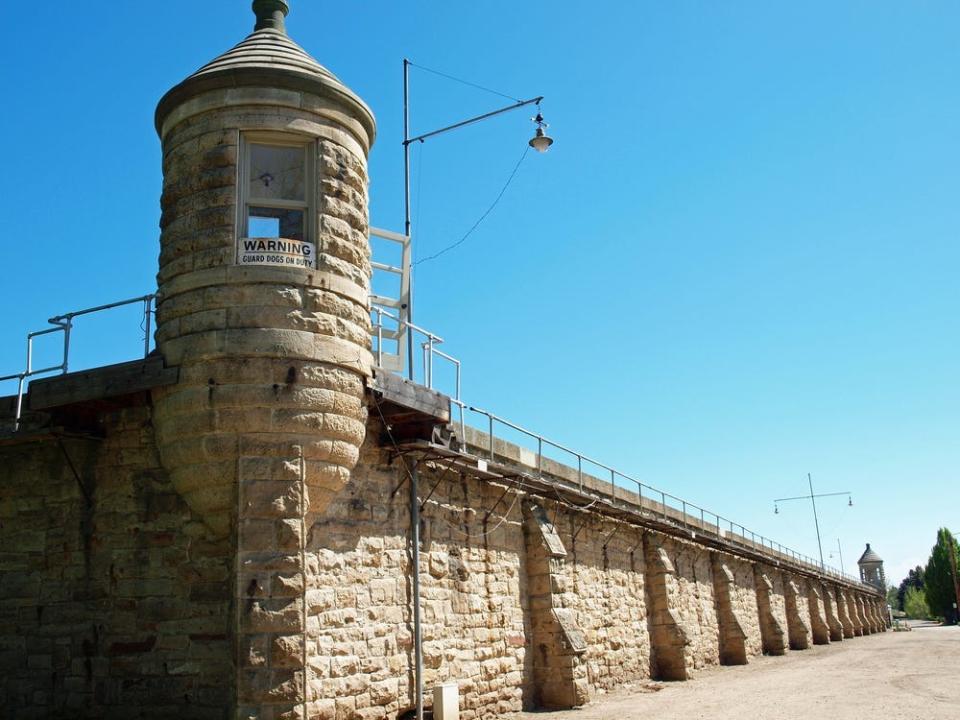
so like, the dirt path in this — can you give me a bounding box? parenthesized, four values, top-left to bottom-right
(515, 625, 960, 720)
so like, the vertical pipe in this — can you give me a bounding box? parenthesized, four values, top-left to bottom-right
(610, 468, 616, 502)
(421, 343, 428, 387)
(403, 59, 415, 381)
(537, 437, 543, 478)
(62, 320, 72, 374)
(488, 415, 494, 460)
(577, 456, 582, 491)
(143, 297, 152, 358)
(455, 360, 461, 402)
(808, 473, 825, 570)
(14, 375, 25, 432)
(427, 336, 434, 388)
(410, 460, 423, 720)
(375, 309, 383, 366)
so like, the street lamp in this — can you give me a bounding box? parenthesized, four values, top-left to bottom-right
(402, 58, 550, 378)
(828, 538, 846, 576)
(400, 59, 551, 720)
(773, 473, 852, 570)
(529, 112, 554, 152)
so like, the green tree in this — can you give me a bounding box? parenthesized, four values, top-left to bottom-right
(885, 585, 899, 609)
(923, 528, 960, 623)
(903, 586, 930, 619)
(897, 566, 924, 611)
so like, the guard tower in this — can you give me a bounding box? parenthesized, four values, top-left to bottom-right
(857, 543, 886, 592)
(153, 1, 375, 716)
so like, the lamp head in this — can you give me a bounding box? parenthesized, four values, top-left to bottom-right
(529, 111, 553, 153)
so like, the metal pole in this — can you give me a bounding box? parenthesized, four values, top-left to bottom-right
(405, 96, 543, 145)
(403, 58, 415, 381)
(14, 375, 25, 432)
(62, 320, 72, 374)
(143, 297, 152, 358)
(410, 460, 423, 720)
(836, 538, 845, 577)
(809, 473, 825, 570)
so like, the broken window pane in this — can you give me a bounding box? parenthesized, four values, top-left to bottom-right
(249, 143, 305, 201)
(248, 207, 304, 241)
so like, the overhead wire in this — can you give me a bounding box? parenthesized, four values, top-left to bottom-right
(414, 145, 530, 266)
(407, 61, 521, 103)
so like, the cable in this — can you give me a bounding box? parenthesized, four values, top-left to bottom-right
(414, 145, 530, 266)
(408, 61, 521, 103)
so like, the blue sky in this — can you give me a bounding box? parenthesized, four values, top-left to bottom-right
(1, 1, 957, 585)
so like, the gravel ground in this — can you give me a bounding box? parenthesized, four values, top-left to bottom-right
(514, 624, 959, 720)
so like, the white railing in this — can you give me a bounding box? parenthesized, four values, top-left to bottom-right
(0, 294, 156, 431)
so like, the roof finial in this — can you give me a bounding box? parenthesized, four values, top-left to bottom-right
(253, 0, 290, 33)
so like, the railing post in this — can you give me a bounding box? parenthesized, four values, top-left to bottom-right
(661, 492, 667, 521)
(537, 437, 543, 478)
(143, 297, 152, 358)
(61, 319, 72, 374)
(610, 468, 616, 502)
(421, 343, 428, 387)
(488, 415, 494, 460)
(427, 336, 434, 388)
(14, 375, 25, 432)
(374, 308, 383, 366)
(577, 456, 583, 491)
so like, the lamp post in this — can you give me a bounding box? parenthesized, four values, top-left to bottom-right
(401, 60, 551, 720)
(773, 473, 852, 570)
(401, 58, 551, 379)
(828, 538, 845, 577)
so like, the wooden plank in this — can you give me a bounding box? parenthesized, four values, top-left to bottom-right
(370, 368, 450, 422)
(28, 357, 179, 410)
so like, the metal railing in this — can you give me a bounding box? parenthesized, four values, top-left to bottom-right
(368, 309, 870, 589)
(371, 305, 466, 442)
(458, 404, 866, 586)
(0, 294, 156, 431)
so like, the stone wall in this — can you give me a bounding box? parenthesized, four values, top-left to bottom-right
(0, 404, 232, 719)
(0, 399, 886, 719)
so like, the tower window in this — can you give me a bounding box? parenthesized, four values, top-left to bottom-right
(240, 137, 313, 243)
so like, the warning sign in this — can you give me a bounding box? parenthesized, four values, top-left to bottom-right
(237, 238, 316, 269)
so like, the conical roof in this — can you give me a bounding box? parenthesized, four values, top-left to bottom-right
(857, 543, 883, 564)
(155, 1, 375, 144)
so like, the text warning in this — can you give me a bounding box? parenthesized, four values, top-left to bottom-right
(237, 238, 316, 269)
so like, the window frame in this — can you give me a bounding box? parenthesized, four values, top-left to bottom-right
(237, 131, 316, 245)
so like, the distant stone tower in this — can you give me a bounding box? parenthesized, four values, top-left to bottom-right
(857, 543, 886, 592)
(152, 1, 375, 715)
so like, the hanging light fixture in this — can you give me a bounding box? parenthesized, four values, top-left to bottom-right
(774, 504, 779, 515)
(529, 110, 553, 153)
(848, 496, 853, 507)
